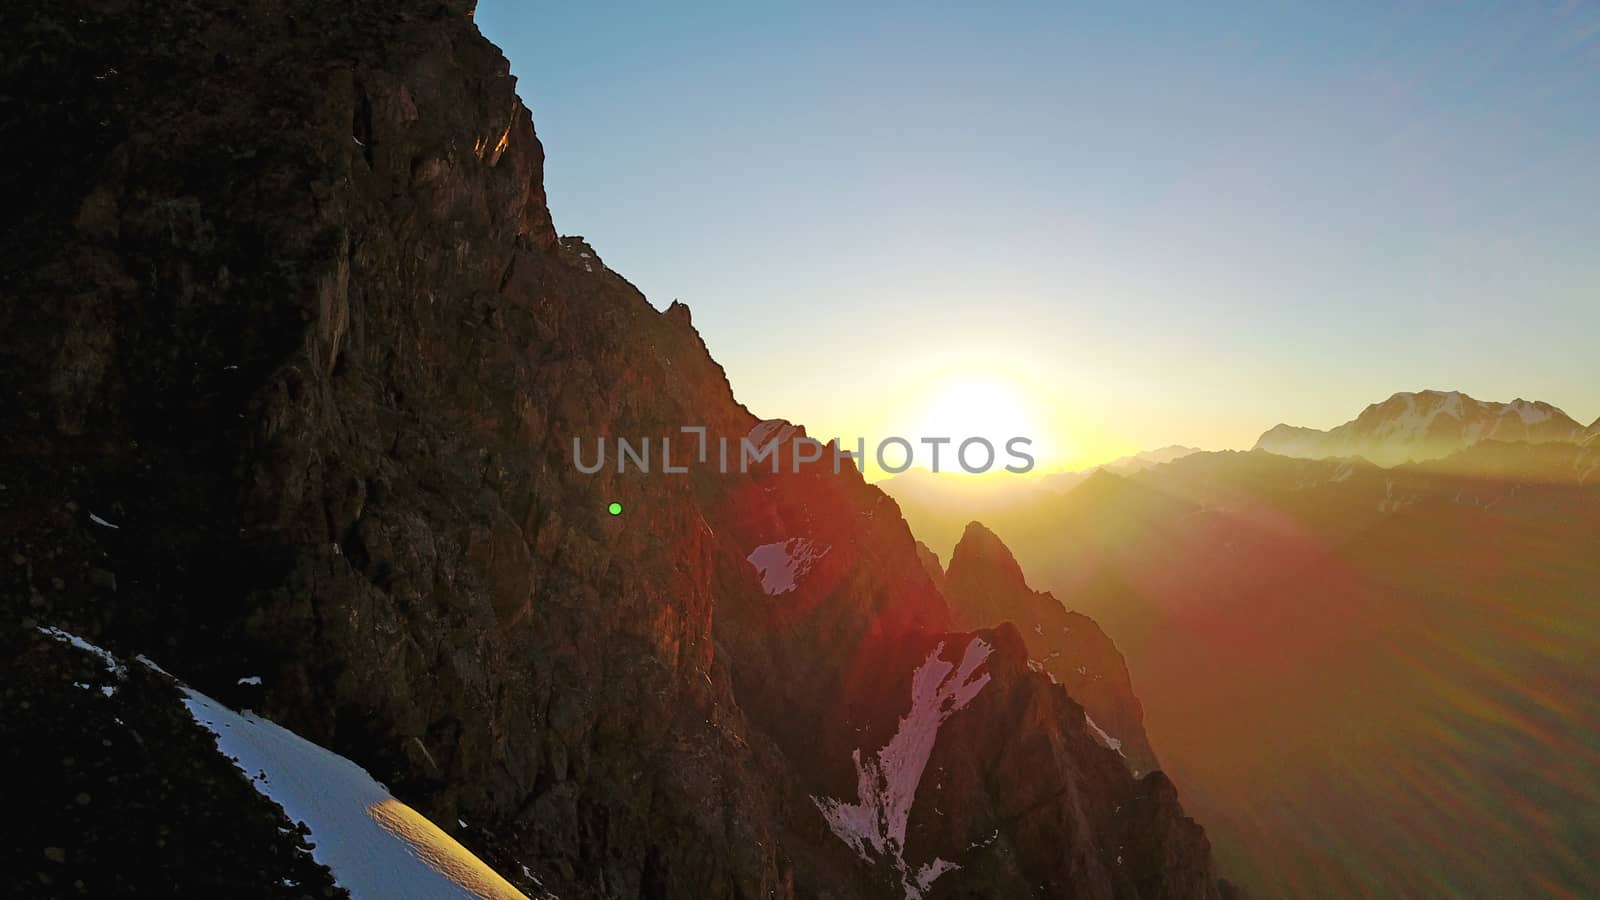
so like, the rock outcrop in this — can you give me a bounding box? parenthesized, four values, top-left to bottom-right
(1, 1, 1222, 897)
(942, 522, 1162, 776)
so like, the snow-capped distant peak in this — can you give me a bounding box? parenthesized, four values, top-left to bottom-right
(1434, 390, 1464, 418)
(1503, 399, 1553, 425)
(1255, 389, 1584, 466)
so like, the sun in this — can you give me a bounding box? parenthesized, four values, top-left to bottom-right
(912, 374, 1040, 452)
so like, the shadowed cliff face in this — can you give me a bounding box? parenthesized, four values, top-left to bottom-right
(1, 2, 1222, 897)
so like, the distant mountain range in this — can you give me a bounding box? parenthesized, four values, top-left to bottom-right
(883, 415, 1600, 899)
(1039, 445, 1203, 493)
(879, 447, 1204, 552)
(1255, 389, 1591, 466)
(887, 389, 1598, 561)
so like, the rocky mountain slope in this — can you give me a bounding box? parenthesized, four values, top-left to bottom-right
(1254, 389, 1587, 466)
(1, 0, 1224, 897)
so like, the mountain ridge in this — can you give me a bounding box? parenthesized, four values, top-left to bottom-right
(1, 1, 1224, 897)
(1254, 389, 1586, 466)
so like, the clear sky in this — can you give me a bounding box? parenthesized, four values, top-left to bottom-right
(476, 0, 1600, 472)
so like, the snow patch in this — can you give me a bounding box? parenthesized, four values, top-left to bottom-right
(1505, 400, 1552, 425)
(38, 626, 127, 682)
(40, 626, 529, 897)
(812, 637, 994, 900)
(180, 687, 528, 899)
(746, 538, 829, 595)
(745, 418, 798, 449)
(1085, 713, 1125, 757)
(1372, 391, 1460, 441)
(135, 654, 174, 678)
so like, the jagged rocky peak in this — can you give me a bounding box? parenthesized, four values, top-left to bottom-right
(1254, 389, 1586, 466)
(809, 621, 1220, 899)
(947, 521, 1028, 589)
(664, 298, 694, 327)
(941, 521, 1162, 777)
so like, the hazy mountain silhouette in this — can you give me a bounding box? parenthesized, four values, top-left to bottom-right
(882, 446, 1202, 554)
(1255, 389, 1587, 466)
(887, 428, 1600, 898)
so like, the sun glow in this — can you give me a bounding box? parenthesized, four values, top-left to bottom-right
(912, 374, 1037, 446)
(834, 356, 1135, 480)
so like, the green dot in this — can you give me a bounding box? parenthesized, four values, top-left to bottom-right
(607, 502, 623, 516)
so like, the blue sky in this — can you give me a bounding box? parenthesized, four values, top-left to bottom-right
(476, 0, 1600, 468)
